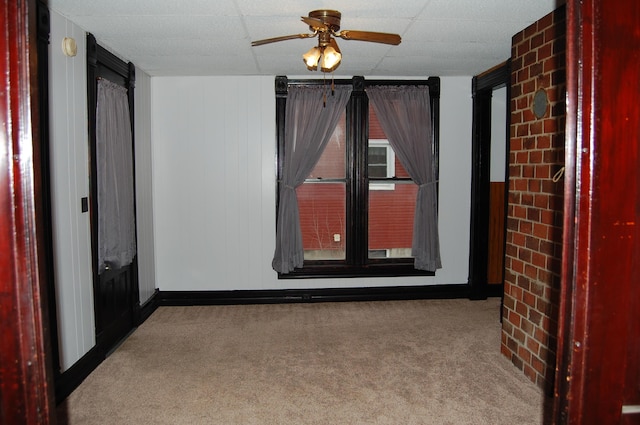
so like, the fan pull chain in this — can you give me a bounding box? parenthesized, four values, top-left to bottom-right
(321, 72, 336, 108)
(323, 72, 327, 107)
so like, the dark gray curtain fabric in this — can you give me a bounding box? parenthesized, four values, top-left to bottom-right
(366, 85, 441, 271)
(272, 85, 352, 273)
(96, 78, 136, 273)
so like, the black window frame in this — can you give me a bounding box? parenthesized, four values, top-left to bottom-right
(275, 76, 440, 279)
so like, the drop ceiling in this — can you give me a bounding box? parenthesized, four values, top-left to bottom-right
(48, 0, 561, 77)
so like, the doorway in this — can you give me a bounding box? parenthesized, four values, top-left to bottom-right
(86, 34, 139, 358)
(469, 61, 510, 300)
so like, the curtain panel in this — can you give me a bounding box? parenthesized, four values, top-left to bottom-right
(272, 85, 352, 273)
(96, 78, 136, 272)
(366, 85, 442, 271)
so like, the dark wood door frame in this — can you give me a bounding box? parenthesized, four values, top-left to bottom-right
(0, 0, 56, 422)
(553, 0, 640, 423)
(468, 61, 510, 300)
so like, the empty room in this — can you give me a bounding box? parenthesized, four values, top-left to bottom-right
(3, 0, 638, 424)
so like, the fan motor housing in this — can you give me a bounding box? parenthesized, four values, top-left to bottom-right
(309, 9, 341, 31)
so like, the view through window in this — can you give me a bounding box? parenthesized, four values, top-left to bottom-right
(277, 77, 439, 277)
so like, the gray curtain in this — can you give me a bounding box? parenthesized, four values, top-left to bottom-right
(96, 78, 136, 273)
(366, 85, 441, 271)
(272, 85, 352, 273)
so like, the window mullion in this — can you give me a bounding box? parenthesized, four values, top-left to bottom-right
(349, 77, 368, 266)
(345, 94, 356, 264)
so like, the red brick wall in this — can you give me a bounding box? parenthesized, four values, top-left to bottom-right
(501, 6, 566, 391)
(299, 104, 415, 252)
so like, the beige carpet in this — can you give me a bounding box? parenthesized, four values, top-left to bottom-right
(57, 298, 544, 424)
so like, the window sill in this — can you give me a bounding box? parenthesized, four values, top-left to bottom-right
(278, 262, 436, 279)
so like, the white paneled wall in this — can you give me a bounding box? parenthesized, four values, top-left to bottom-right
(134, 69, 156, 304)
(490, 86, 508, 182)
(437, 77, 473, 284)
(152, 77, 276, 291)
(152, 76, 473, 290)
(49, 11, 95, 371)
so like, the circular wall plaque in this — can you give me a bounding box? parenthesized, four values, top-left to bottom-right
(533, 88, 548, 119)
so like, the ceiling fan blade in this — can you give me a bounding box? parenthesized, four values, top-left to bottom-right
(337, 30, 401, 45)
(301, 16, 328, 31)
(251, 33, 315, 47)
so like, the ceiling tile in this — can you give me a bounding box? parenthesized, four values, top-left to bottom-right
(48, 0, 560, 76)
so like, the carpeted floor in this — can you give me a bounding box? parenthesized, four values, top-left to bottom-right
(57, 298, 545, 424)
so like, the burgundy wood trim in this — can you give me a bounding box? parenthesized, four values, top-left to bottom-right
(552, 0, 581, 421)
(554, 0, 640, 423)
(0, 0, 55, 422)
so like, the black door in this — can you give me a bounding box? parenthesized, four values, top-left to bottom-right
(87, 34, 139, 357)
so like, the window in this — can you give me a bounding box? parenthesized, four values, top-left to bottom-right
(275, 77, 440, 278)
(368, 140, 395, 190)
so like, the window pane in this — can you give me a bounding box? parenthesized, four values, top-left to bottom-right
(298, 183, 346, 260)
(369, 105, 410, 178)
(368, 183, 417, 259)
(369, 165, 387, 178)
(369, 146, 387, 165)
(307, 113, 346, 179)
(368, 105, 415, 259)
(300, 112, 346, 260)
(368, 146, 388, 178)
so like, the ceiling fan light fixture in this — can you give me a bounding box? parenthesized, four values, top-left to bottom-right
(321, 39, 341, 72)
(251, 9, 400, 73)
(303, 46, 322, 70)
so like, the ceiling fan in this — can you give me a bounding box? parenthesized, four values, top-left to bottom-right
(251, 9, 402, 73)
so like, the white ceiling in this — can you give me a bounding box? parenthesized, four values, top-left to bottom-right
(48, 0, 562, 77)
